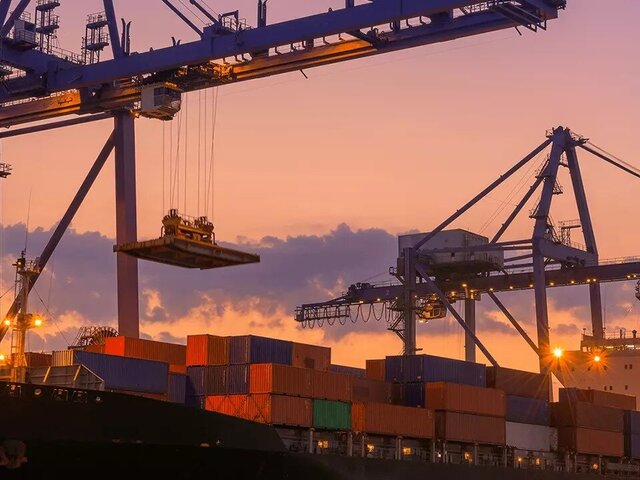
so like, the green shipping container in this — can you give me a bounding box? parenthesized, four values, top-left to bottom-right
(313, 399, 351, 431)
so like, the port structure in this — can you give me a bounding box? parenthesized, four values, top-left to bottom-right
(295, 127, 640, 375)
(0, 0, 566, 342)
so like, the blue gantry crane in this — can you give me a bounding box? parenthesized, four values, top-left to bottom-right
(0, 0, 566, 342)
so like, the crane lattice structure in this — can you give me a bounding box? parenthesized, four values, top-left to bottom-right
(296, 127, 640, 375)
(0, 0, 566, 344)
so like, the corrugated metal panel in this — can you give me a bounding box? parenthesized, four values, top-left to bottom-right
(551, 401, 624, 432)
(560, 387, 636, 411)
(169, 364, 187, 374)
(626, 433, 640, 459)
(390, 383, 425, 407)
(167, 373, 186, 404)
(227, 364, 249, 394)
(312, 399, 351, 431)
(426, 382, 505, 417)
(249, 394, 312, 427)
(249, 364, 311, 397)
(186, 335, 228, 366)
(352, 377, 391, 403)
(506, 422, 556, 451)
(365, 359, 385, 381)
(487, 366, 549, 400)
(186, 365, 227, 396)
(310, 370, 352, 402)
(385, 354, 485, 386)
(291, 342, 330, 371)
(84, 344, 105, 354)
(205, 395, 250, 419)
(229, 335, 292, 365)
(328, 364, 366, 378)
(69, 351, 169, 393)
(436, 411, 505, 445)
(352, 403, 434, 439)
(22, 352, 52, 368)
(558, 427, 624, 456)
(105, 337, 186, 365)
(51, 350, 75, 367)
(506, 395, 550, 426)
(626, 411, 640, 436)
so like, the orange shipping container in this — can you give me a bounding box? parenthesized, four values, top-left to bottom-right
(186, 335, 228, 366)
(85, 344, 105, 354)
(352, 402, 434, 439)
(365, 359, 385, 381)
(248, 394, 312, 427)
(249, 364, 311, 397)
(352, 377, 391, 403)
(426, 382, 506, 417)
(18, 352, 52, 368)
(206, 395, 250, 419)
(436, 411, 506, 445)
(310, 369, 352, 402)
(169, 364, 187, 374)
(291, 342, 331, 371)
(105, 337, 186, 365)
(558, 427, 624, 457)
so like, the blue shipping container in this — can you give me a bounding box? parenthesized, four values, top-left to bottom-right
(328, 364, 366, 379)
(626, 433, 640, 459)
(391, 382, 426, 407)
(625, 411, 640, 435)
(229, 335, 292, 365)
(73, 351, 168, 393)
(187, 366, 227, 396)
(228, 364, 249, 394)
(186, 395, 205, 409)
(506, 395, 550, 426)
(168, 373, 187, 404)
(385, 354, 485, 386)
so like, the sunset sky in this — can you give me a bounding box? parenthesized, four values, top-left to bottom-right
(0, 0, 639, 374)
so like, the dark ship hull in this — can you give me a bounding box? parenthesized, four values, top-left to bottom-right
(0, 381, 594, 479)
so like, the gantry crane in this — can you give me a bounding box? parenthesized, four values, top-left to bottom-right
(295, 127, 640, 375)
(0, 0, 566, 343)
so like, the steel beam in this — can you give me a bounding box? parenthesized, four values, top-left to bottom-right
(464, 297, 476, 362)
(491, 176, 544, 243)
(0, 113, 112, 139)
(103, 0, 123, 58)
(114, 111, 140, 338)
(487, 291, 539, 355)
(402, 248, 418, 355)
(161, 0, 202, 35)
(0, 0, 30, 37)
(0, 131, 116, 342)
(0, 1, 11, 29)
(579, 144, 640, 180)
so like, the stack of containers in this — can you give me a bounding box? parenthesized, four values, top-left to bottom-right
(427, 382, 506, 445)
(385, 354, 486, 408)
(365, 359, 385, 381)
(487, 366, 554, 453)
(552, 387, 628, 457)
(185, 335, 230, 408)
(104, 336, 186, 373)
(625, 410, 640, 459)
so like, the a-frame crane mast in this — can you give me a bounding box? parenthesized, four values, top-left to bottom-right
(0, 0, 566, 344)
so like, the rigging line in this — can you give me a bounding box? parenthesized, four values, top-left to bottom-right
(197, 90, 202, 217)
(587, 141, 640, 175)
(171, 108, 183, 209)
(0, 284, 14, 300)
(169, 115, 174, 208)
(208, 87, 218, 220)
(162, 122, 166, 215)
(32, 285, 69, 346)
(175, 0, 207, 24)
(184, 92, 189, 214)
(203, 88, 208, 218)
(24, 188, 32, 253)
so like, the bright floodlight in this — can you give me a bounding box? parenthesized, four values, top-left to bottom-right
(553, 347, 563, 358)
(594, 355, 601, 363)
(34, 318, 43, 327)
(0, 354, 5, 361)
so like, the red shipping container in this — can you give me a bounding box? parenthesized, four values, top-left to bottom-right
(310, 369, 352, 402)
(352, 403, 434, 439)
(551, 402, 624, 432)
(169, 364, 187, 374)
(365, 359, 385, 381)
(558, 427, 624, 457)
(85, 344, 105, 354)
(436, 411, 506, 445)
(248, 394, 312, 427)
(426, 382, 506, 417)
(560, 388, 636, 411)
(186, 335, 228, 366)
(249, 364, 311, 397)
(19, 352, 52, 367)
(205, 395, 250, 419)
(105, 337, 186, 365)
(352, 377, 391, 403)
(291, 342, 330, 371)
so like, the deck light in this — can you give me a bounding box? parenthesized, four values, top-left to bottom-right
(553, 347, 564, 358)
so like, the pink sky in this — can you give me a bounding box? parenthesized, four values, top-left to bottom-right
(1, 0, 639, 372)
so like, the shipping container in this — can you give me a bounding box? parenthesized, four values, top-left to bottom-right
(229, 335, 292, 365)
(291, 342, 330, 371)
(487, 366, 549, 400)
(352, 377, 392, 404)
(249, 363, 311, 397)
(228, 364, 249, 394)
(626, 410, 640, 436)
(51, 350, 168, 393)
(186, 365, 227, 396)
(84, 344, 105, 354)
(426, 382, 505, 417)
(310, 369, 352, 402)
(205, 395, 250, 419)
(352, 403, 434, 439)
(506, 422, 557, 452)
(249, 394, 312, 427)
(169, 364, 187, 374)
(390, 383, 425, 407)
(365, 359, 385, 381)
(20, 352, 52, 368)
(506, 395, 550, 426)
(559, 387, 636, 411)
(186, 395, 205, 409)
(167, 373, 187, 404)
(626, 433, 640, 459)
(385, 354, 485, 386)
(551, 401, 624, 432)
(313, 399, 351, 431)
(435, 411, 506, 445)
(105, 337, 186, 365)
(328, 364, 366, 378)
(186, 334, 228, 366)
(558, 427, 624, 457)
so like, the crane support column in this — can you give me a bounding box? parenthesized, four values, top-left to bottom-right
(114, 111, 140, 338)
(464, 297, 476, 363)
(402, 248, 417, 355)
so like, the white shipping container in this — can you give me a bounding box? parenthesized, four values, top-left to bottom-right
(506, 422, 558, 452)
(51, 350, 75, 367)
